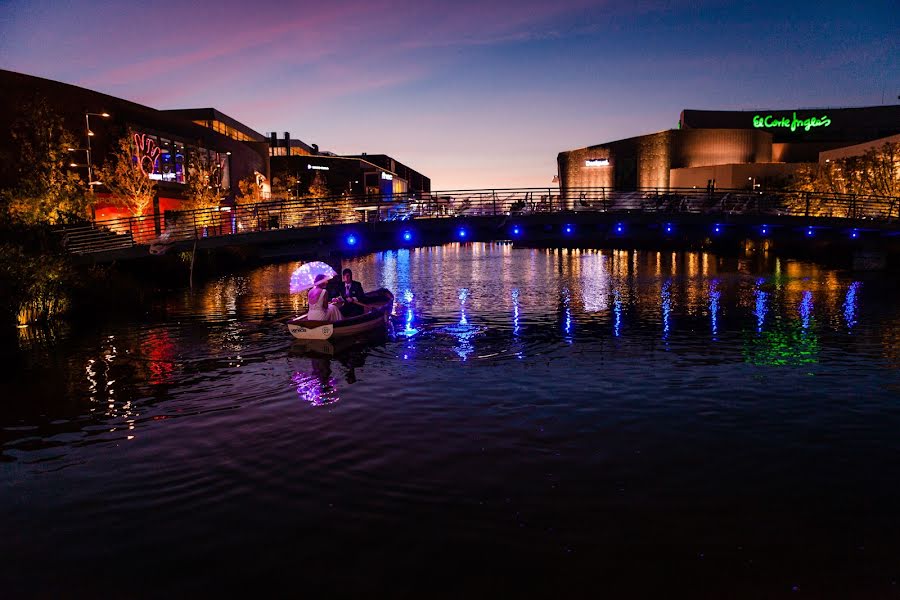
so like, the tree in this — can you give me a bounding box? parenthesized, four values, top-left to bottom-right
(95, 134, 157, 217)
(793, 141, 900, 197)
(1, 97, 89, 225)
(270, 172, 299, 200)
(236, 174, 265, 204)
(183, 152, 226, 227)
(306, 171, 330, 199)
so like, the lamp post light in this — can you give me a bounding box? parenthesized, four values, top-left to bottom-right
(84, 112, 110, 194)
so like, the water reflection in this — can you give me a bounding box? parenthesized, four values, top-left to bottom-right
(450, 287, 477, 361)
(709, 279, 721, 338)
(3, 246, 897, 460)
(561, 287, 573, 343)
(754, 279, 768, 333)
(844, 282, 860, 332)
(613, 290, 622, 337)
(800, 290, 814, 330)
(661, 280, 672, 341)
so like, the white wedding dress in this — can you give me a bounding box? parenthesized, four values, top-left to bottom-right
(307, 287, 342, 322)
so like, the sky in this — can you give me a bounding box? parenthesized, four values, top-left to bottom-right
(1, 0, 897, 190)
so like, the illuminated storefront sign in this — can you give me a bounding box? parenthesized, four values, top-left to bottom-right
(307, 164, 329, 171)
(752, 112, 831, 132)
(585, 158, 610, 167)
(134, 133, 161, 177)
(381, 172, 393, 180)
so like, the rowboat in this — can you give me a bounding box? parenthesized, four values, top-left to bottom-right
(287, 288, 394, 340)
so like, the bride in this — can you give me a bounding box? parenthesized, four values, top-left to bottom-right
(307, 274, 343, 322)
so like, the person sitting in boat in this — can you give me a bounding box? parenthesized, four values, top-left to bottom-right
(308, 274, 343, 322)
(330, 268, 366, 318)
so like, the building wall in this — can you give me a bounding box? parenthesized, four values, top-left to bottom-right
(559, 129, 772, 193)
(669, 162, 806, 189)
(818, 133, 900, 164)
(0, 69, 269, 218)
(671, 129, 771, 168)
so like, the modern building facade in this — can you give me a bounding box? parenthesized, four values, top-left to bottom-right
(558, 104, 900, 193)
(1, 69, 431, 233)
(0, 69, 269, 223)
(270, 153, 431, 200)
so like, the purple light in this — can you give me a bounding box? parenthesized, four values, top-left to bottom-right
(713, 224, 721, 234)
(457, 227, 467, 239)
(665, 223, 673, 233)
(806, 227, 814, 237)
(345, 233, 358, 246)
(761, 225, 768, 235)
(564, 224, 574, 234)
(512, 225, 521, 236)
(615, 223, 624, 234)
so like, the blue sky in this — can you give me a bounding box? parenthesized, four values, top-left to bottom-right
(1, 0, 897, 189)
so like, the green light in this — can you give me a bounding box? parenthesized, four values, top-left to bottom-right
(752, 112, 831, 132)
(743, 324, 819, 366)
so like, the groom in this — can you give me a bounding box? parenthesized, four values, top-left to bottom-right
(329, 268, 366, 317)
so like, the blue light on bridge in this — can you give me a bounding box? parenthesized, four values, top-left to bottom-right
(564, 224, 574, 235)
(615, 223, 624, 234)
(511, 225, 521, 237)
(665, 223, 673, 234)
(457, 227, 468, 240)
(761, 225, 769, 236)
(713, 224, 722, 234)
(345, 233, 358, 247)
(402, 230, 413, 243)
(806, 226, 815, 237)
(850, 229, 859, 239)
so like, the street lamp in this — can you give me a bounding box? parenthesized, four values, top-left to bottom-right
(84, 112, 110, 193)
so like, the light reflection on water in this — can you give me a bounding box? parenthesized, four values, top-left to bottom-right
(3, 243, 900, 594)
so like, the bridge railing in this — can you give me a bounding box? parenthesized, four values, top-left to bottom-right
(56, 187, 899, 254)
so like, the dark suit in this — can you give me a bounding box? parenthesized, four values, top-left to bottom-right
(330, 279, 366, 317)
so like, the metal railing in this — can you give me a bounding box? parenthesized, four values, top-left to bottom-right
(56, 187, 900, 254)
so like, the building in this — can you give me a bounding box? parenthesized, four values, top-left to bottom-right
(558, 104, 900, 193)
(343, 154, 431, 195)
(0, 69, 269, 223)
(270, 153, 431, 200)
(267, 132, 318, 157)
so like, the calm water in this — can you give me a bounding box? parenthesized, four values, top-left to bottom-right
(3, 243, 900, 597)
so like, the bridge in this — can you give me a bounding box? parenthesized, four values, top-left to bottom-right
(56, 187, 900, 264)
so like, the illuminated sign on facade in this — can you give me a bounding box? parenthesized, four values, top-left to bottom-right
(134, 133, 161, 177)
(381, 172, 393, 180)
(307, 164, 329, 171)
(753, 112, 831, 132)
(585, 158, 610, 167)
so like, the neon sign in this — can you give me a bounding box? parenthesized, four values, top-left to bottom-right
(753, 112, 831, 132)
(585, 158, 610, 167)
(133, 133, 161, 177)
(307, 164, 329, 171)
(381, 172, 393, 180)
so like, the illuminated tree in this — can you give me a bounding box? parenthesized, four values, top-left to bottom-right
(793, 141, 900, 197)
(1, 98, 89, 225)
(306, 171, 330, 199)
(184, 153, 226, 227)
(270, 172, 299, 200)
(236, 175, 265, 204)
(96, 135, 157, 217)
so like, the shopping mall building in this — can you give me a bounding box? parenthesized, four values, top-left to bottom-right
(0, 70, 271, 223)
(0, 69, 429, 226)
(557, 104, 900, 193)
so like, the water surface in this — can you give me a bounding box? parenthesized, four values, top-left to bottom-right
(3, 243, 900, 597)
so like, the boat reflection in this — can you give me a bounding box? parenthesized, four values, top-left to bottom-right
(288, 331, 388, 403)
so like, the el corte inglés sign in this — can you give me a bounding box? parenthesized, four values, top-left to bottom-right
(752, 112, 831, 132)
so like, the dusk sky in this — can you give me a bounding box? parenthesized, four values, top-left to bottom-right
(1, 0, 897, 190)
